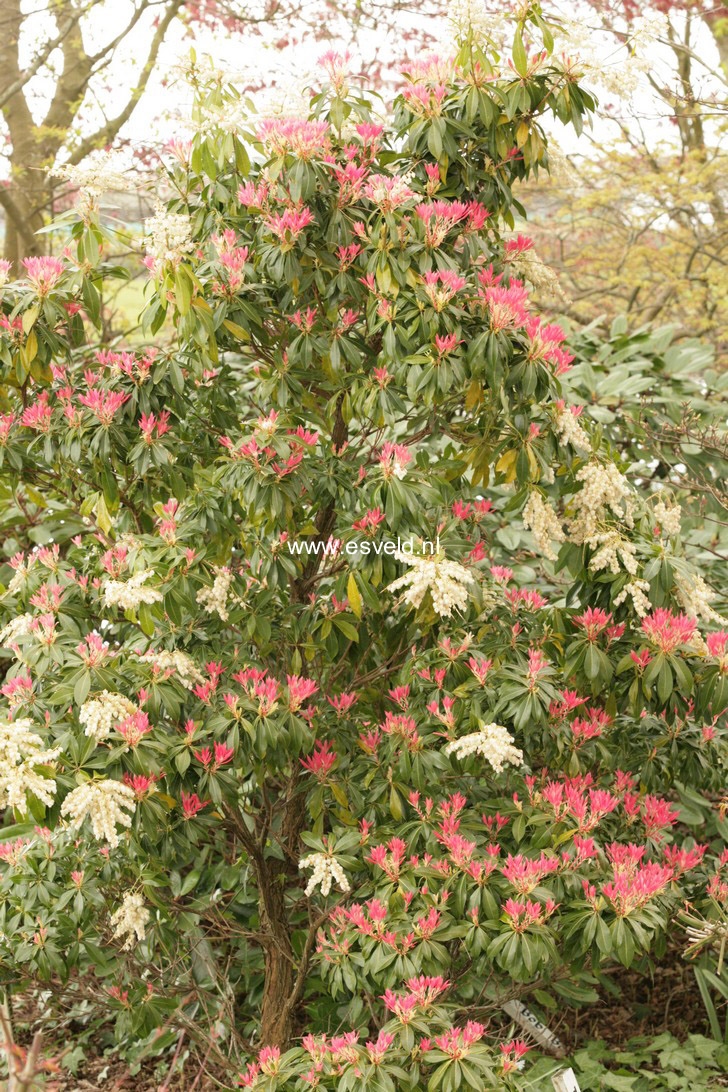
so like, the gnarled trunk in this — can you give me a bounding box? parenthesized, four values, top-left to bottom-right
(260, 866, 298, 1047)
(242, 774, 310, 1048)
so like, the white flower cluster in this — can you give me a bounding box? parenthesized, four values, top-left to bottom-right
(508, 248, 568, 302)
(554, 406, 590, 452)
(7, 560, 32, 596)
(299, 852, 351, 897)
(103, 570, 162, 611)
(654, 497, 681, 539)
(173, 52, 248, 88)
(228, 46, 316, 119)
(196, 567, 233, 621)
(79, 692, 137, 743)
(545, 142, 578, 184)
(0, 717, 59, 814)
(567, 461, 634, 551)
(143, 203, 194, 269)
(445, 723, 523, 773)
(52, 151, 133, 197)
(449, 0, 502, 41)
(200, 100, 251, 135)
(255, 82, 314, 121)
(555, 17, 658, 99)
(614, 577, 651, 618)
(589, 528, 638, 577)
(110, 891, 150, 950)
(389, 551, 474, 618)
(630, 12, 669, 53)
(137, 648, 204, 689)
(448, 0, 530, 46)
(60, 780, 135, 848)
(0, 613, 33, 650)
(522, 491, 566, 561)
(676, 572, 728, 626)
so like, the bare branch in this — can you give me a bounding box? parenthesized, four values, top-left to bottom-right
(67, 0, 184, 166)
(0, 6, 85, 112)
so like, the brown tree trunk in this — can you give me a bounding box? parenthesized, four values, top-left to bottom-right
(1, 182, 48, 267)
(259, 863, 298, 1047)
(0, 0, 184, 269)
(236, 773, 309, 1048)
(0, 0, 51, 267)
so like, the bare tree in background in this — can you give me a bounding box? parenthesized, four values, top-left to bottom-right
(1, 0, 184, 264)
(0, 0, 440, 267)
(516, 1, 728, 357)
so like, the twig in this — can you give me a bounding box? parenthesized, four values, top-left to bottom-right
(159, 1029, 186, 1091)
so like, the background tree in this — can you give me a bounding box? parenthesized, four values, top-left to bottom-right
(510, 0, 728, 361)
(0, 0, 439, 268)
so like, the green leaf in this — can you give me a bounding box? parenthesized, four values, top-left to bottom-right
(175, 750, 190, 775)
(333, 617, 359, 642)
(139, 601, 155, 637)
(657, 659, 673, 704)
(175, 268, 192, 315)
(95, 493, 112, 535)
(22, 304, 39, 334)
(390, 786, 403, 820)
(585, 643, 601, 680)
(512, 29, 528, 77)
(73, 672, 91, 706)
(223, 319, 249, 341)
(427, 121, 443, 159)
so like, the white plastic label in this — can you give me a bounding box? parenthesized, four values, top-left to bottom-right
(552, 1067, 581, 1092)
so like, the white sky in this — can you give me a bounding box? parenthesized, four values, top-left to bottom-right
(7, 0, 724, 174)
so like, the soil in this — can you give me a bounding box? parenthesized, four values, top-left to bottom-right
(4, 947, 725, 1090)
(556, 947, 718, 1051)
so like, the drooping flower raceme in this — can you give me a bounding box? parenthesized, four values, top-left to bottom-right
(675, 571, 728, 626)
(522, 491, 565, 561)
(102, 570, 163, 611)
(653, 497, 681, 539)
(554, 403, 590, 452)
(137, 648, 204, 689)
(388, 551, 475, 617)
(79, 692, 137, 743)
(299, 852, 351, 897)
(143, 203, 194, 273)
(110, 891, 151, 950)
(0, 717, 59, 814)
(445, 723, 523, 774)
(60, 780, 136, 848)
(196, 566, 234, 621)
(567, 461, 635, 549)
(0, 614, 33, 651)
(614, 578, 652, 618)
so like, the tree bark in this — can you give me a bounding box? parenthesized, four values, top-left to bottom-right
(260, 770, 310, 1046)
(227, 771, 309, 1047)
(0, 0, 183, 267)
(259, 861, 299, 1047)
(0, 0, 48, 265)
